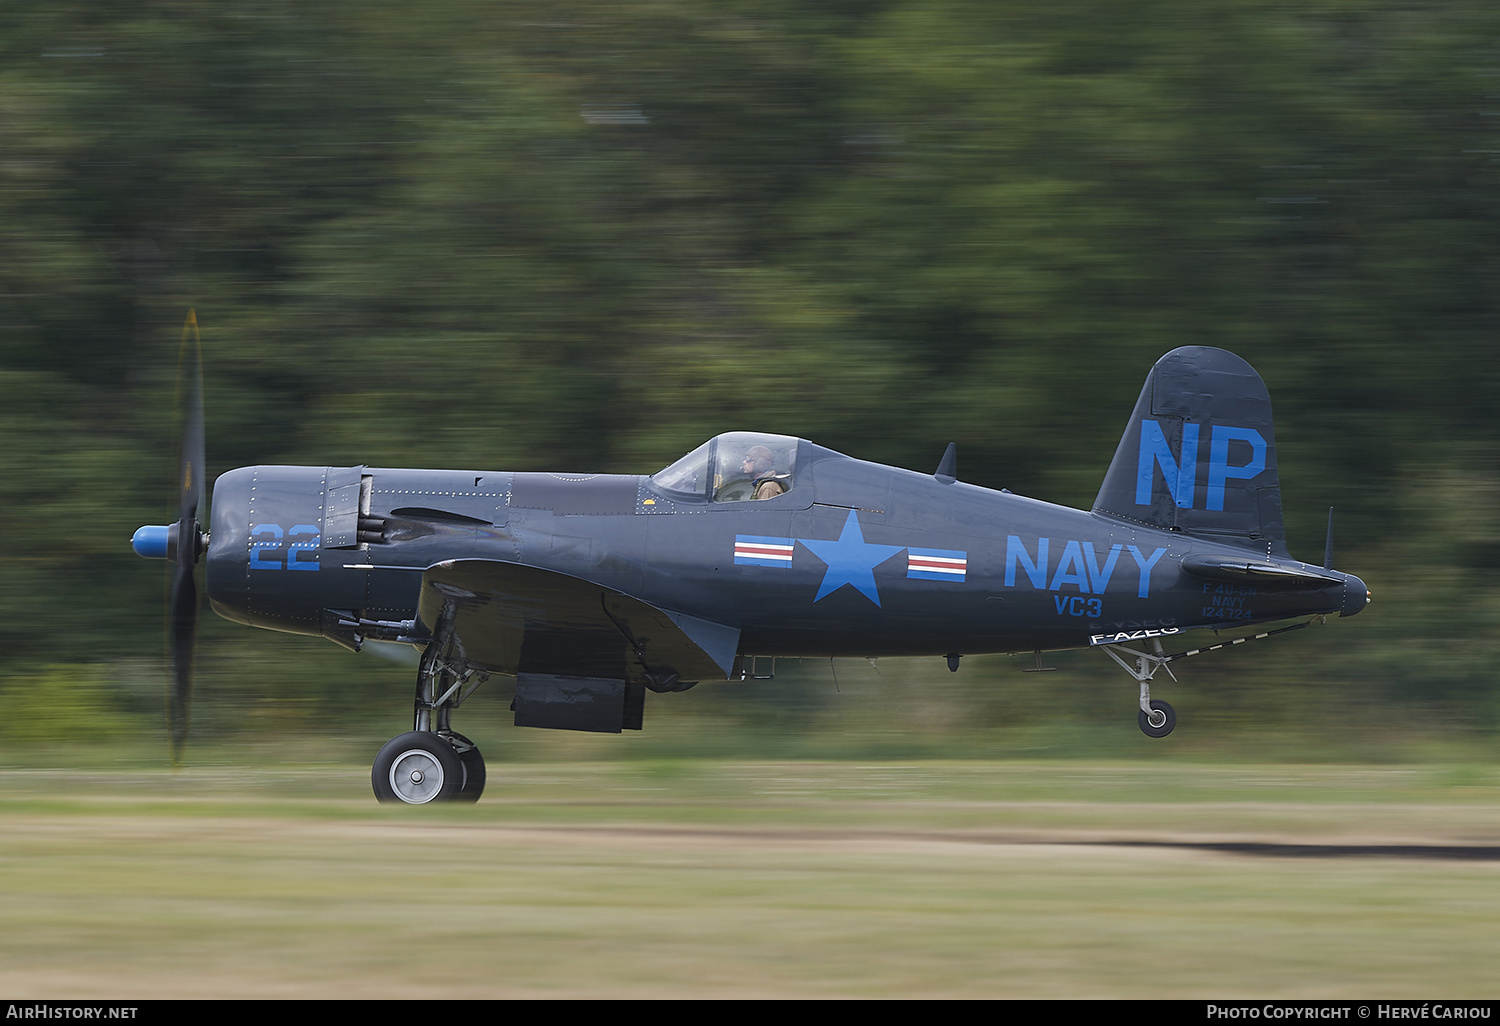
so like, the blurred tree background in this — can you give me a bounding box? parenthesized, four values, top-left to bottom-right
(3, 0, 1499, 760)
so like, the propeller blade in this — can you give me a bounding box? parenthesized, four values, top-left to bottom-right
(168, 310, 205, 767)
(169, 558, 197, 764)
(177, 309, 204, 534)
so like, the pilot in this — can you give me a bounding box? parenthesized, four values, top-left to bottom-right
(742, 445, 785, 500)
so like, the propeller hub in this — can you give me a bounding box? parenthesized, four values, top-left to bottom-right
(132, 525, 173, 559)
(131, 523, 206, 562)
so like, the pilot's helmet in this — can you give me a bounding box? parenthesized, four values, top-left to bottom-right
(743, 445, 775, 477)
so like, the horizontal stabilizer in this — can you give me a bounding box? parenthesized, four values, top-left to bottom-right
(1180, 553, 1341, 587)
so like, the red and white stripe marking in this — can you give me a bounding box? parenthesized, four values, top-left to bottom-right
(735, 541, 794, 562)
(907, 553, 967, 576)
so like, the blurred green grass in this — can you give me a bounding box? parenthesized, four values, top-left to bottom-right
(0, 760, 1496, 998)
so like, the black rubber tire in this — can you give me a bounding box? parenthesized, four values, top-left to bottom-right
(1138, 699, 1177, 739)
(454, 745, 486, 803)
(372, 731, 464, 804)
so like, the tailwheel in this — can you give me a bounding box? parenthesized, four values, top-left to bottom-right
(373, 731, 464, 804)
(1138, 699, 1176, 739)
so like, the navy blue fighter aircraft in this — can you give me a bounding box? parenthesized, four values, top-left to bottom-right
(135, 328, 1369, 803)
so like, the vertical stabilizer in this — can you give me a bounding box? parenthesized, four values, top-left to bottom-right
(1093, 347, 1287, 555)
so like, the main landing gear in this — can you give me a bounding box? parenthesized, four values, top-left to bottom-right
(373, 632, 488, 804)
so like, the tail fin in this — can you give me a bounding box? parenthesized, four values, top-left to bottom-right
(1093, 346, 1287, 556)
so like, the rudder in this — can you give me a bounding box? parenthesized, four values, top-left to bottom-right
(1092, 347, 1287, 556)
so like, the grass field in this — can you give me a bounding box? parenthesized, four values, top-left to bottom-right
(0, 759, 1497, 999)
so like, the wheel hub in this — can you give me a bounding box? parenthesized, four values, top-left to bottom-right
(390, 750, 445, 803)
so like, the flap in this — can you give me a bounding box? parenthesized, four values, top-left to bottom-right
(416, 559, 739, 682)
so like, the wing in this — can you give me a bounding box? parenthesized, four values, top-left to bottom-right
(415, 559, 740, 683)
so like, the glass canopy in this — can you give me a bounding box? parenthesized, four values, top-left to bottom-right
(651, 432, 798, 502)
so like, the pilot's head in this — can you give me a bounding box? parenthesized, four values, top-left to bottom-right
(742, 445, 775, 478)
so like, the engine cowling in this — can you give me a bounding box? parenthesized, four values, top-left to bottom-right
(207, 465, 371, 641)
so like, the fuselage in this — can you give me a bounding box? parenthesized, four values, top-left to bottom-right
(204, 438, 1367, 668)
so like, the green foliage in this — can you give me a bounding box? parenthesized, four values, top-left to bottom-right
(0, 665, 145, 744)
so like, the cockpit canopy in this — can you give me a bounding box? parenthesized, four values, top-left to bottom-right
(652, 432, 799, 502)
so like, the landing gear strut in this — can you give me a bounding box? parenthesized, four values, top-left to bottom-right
(372, 628, 489, 804)
(1099, 639, 1178, 739)
(1097, 618, 1326, 739)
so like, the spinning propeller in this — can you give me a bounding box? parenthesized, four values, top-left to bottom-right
(131, 310, 207, 765)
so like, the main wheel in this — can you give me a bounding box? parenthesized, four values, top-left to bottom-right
(372, 731, 463, 804)
(1138, 699, 1176, 739)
